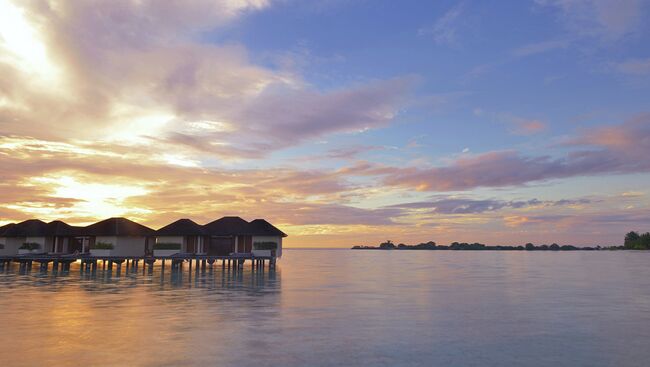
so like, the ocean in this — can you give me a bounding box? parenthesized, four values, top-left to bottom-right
(1, 249, 649, 366)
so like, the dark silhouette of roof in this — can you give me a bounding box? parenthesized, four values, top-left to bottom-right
(0, 223, 15, 236)
(156, 219, 206, 236)
(1, 219, 80, 237)
(1, 217, 287, 238)
(80, 217, 156, 236)
(3, 219, 48, 237)
(203, 216, 250, 236)
(247, 219, 288, 237)
(45, 220, 80, 236)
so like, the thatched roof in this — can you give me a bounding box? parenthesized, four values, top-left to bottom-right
(203, 216, 250, 236)
(248, 219, 288, 237)
(81, 217, 156, 236)
(156, 219, 206, 236)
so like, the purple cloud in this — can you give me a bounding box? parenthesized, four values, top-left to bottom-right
(388, 197, 590, 214)
(372, 115, 650, 191)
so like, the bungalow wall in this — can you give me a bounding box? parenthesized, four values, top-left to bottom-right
(0, 237, 23, 256)
(252, 236, 283, 258)
(156, 236, 183, 252)
(25, 236, 53, 253)
(96, 236, 147, 256)
(156, 236, 207, 254)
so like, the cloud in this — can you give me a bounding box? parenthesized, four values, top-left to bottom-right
(344, 114, 650, 191)
(615, 58, 650, 75)
(536, 0, 645, 41)
(509, 118, 548, 135)
(387, 197, 590, 214)
(570, 113, 650, 148)
(0, 0, 412, 160)
(0, 133, 645, 246)
(325, 145, 383, 159)
(0, 134, 398, 226)
(418, 3, 465, 46)
(503, 214, 571, 228)
(512, 39, 571, 57)
(474, 111, 548, 135)
(6, 111, 631, 207)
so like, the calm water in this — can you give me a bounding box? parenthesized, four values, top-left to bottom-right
(1, 250, 649, 366)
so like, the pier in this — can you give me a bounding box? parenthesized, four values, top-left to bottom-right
(0, 253, 276, 275)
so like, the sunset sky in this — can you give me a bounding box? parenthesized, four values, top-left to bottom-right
(1, 0, 649, 247)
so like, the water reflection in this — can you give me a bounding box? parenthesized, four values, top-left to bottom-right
(2, 261, 278, 289)
(1, 250, 650, 367)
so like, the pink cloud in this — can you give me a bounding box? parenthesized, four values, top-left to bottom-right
(0, 1, 413, 160)
(341, 114, 650, 191)
(511, 119, 547, 135)
(616, 58, 650, 75)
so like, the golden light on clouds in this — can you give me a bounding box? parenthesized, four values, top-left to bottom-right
(0, 0, 60, 83)
(28, 175, 151, 220)
(0, 0, 648, 248)
(107, 105, 175, 144)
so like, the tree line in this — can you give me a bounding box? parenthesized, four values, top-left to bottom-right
(352, 232, 650, 251)
(624, 231, 650, 250)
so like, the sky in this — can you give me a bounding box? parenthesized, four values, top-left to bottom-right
(0, 0, 649, 247)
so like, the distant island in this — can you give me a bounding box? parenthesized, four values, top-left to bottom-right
(352, 231, 650, 251)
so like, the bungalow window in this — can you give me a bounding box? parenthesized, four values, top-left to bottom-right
(253, 242, 277, 250)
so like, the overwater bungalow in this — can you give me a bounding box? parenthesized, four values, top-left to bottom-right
(203, 216, 252, 256)
(0, 219, 81, 255)
(79, 217, 156, 257)
(1, 216, 287, 260)
(248, 219, 287, 258)
(200, 216, 287, 257)
(155, 219, 207, 255)
(0, 223, 17, 256)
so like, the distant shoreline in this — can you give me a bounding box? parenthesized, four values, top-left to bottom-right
(353, 232, 650, 251)
(352, 242, 626, 251)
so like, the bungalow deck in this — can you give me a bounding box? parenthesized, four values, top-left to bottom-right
(0, 253, 276, 274)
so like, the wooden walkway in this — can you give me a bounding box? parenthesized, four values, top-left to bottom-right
(0, 253, 276, 274)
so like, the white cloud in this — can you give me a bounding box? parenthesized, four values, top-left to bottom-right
(0, 0, 412, 159)
(419, 3, 465, 46)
